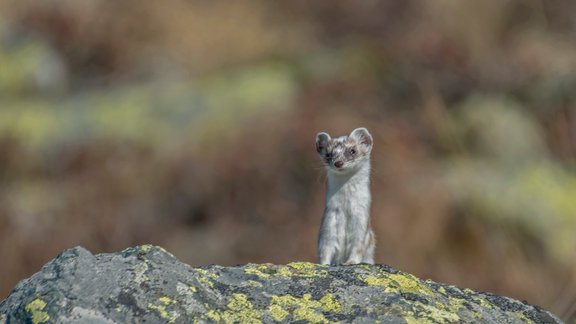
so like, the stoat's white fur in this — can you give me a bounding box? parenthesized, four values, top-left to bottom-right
(315, 128, 375, 265)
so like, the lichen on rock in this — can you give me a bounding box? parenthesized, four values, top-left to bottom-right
(0, 245, 563, 323)
(24, 299, 50, 324)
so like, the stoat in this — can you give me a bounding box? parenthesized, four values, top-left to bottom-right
(315, 127, 375, 265)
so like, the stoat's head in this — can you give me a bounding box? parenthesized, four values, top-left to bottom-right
(315, 127, 373, 174)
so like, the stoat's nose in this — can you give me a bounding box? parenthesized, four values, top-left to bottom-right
(334, 161, 344, 168)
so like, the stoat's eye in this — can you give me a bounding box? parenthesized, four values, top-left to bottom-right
(324, 153, 332, 159)
(349, 148, 356, 155)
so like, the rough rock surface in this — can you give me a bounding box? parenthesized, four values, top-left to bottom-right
(0, 245, 562, 323)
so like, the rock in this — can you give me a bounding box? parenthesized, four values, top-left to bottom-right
(0, 245, 562, 323)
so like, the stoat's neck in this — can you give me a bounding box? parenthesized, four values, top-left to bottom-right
(326, 160, 370, 200)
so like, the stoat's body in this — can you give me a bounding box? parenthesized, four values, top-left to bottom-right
(315, 127, 375, 265)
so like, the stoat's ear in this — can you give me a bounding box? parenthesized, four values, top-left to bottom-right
(350, 127, 373, 151)
(315, 132, 331, 153)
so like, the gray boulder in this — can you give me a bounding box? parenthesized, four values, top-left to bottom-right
(0, 245, 562, 323)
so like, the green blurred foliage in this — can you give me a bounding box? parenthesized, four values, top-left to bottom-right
(0, 63, 296, 149)
(444, 96, 576, 263)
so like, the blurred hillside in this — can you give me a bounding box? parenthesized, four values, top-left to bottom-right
(1, 0, 576, 320)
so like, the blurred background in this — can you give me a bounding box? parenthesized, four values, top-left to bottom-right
(1, 0, 576, 320)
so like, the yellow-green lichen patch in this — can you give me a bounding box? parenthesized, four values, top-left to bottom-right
(469, 294, 492, 309)
(269, 304, 289, 322)
(24, 299, 50, 324)
(268, 293, 342, 323)
(205, 310, 221, 322)
(140, 245, 153, 253)
(413, 302, 461, 323)
(319, 294, 342, 313)
(244, 264, 275, 279)
(193, 268, 218, 288)
(283, 262, 329, 278)
(225, 293, 261, 323)
(245, 262, 328, 280)
(515, 311, 531, 323)
(205, 293, 262, 323)
(294, 306, 327, 323)
(147, 297, 179, 323)
(433, 284, 477, 315)
(159, 296, 176, 305)
(276, 266, 293, 277)
(362, 272, 434, 296)
(433, 293, 470, 320)
(363, 275, 389, 287)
